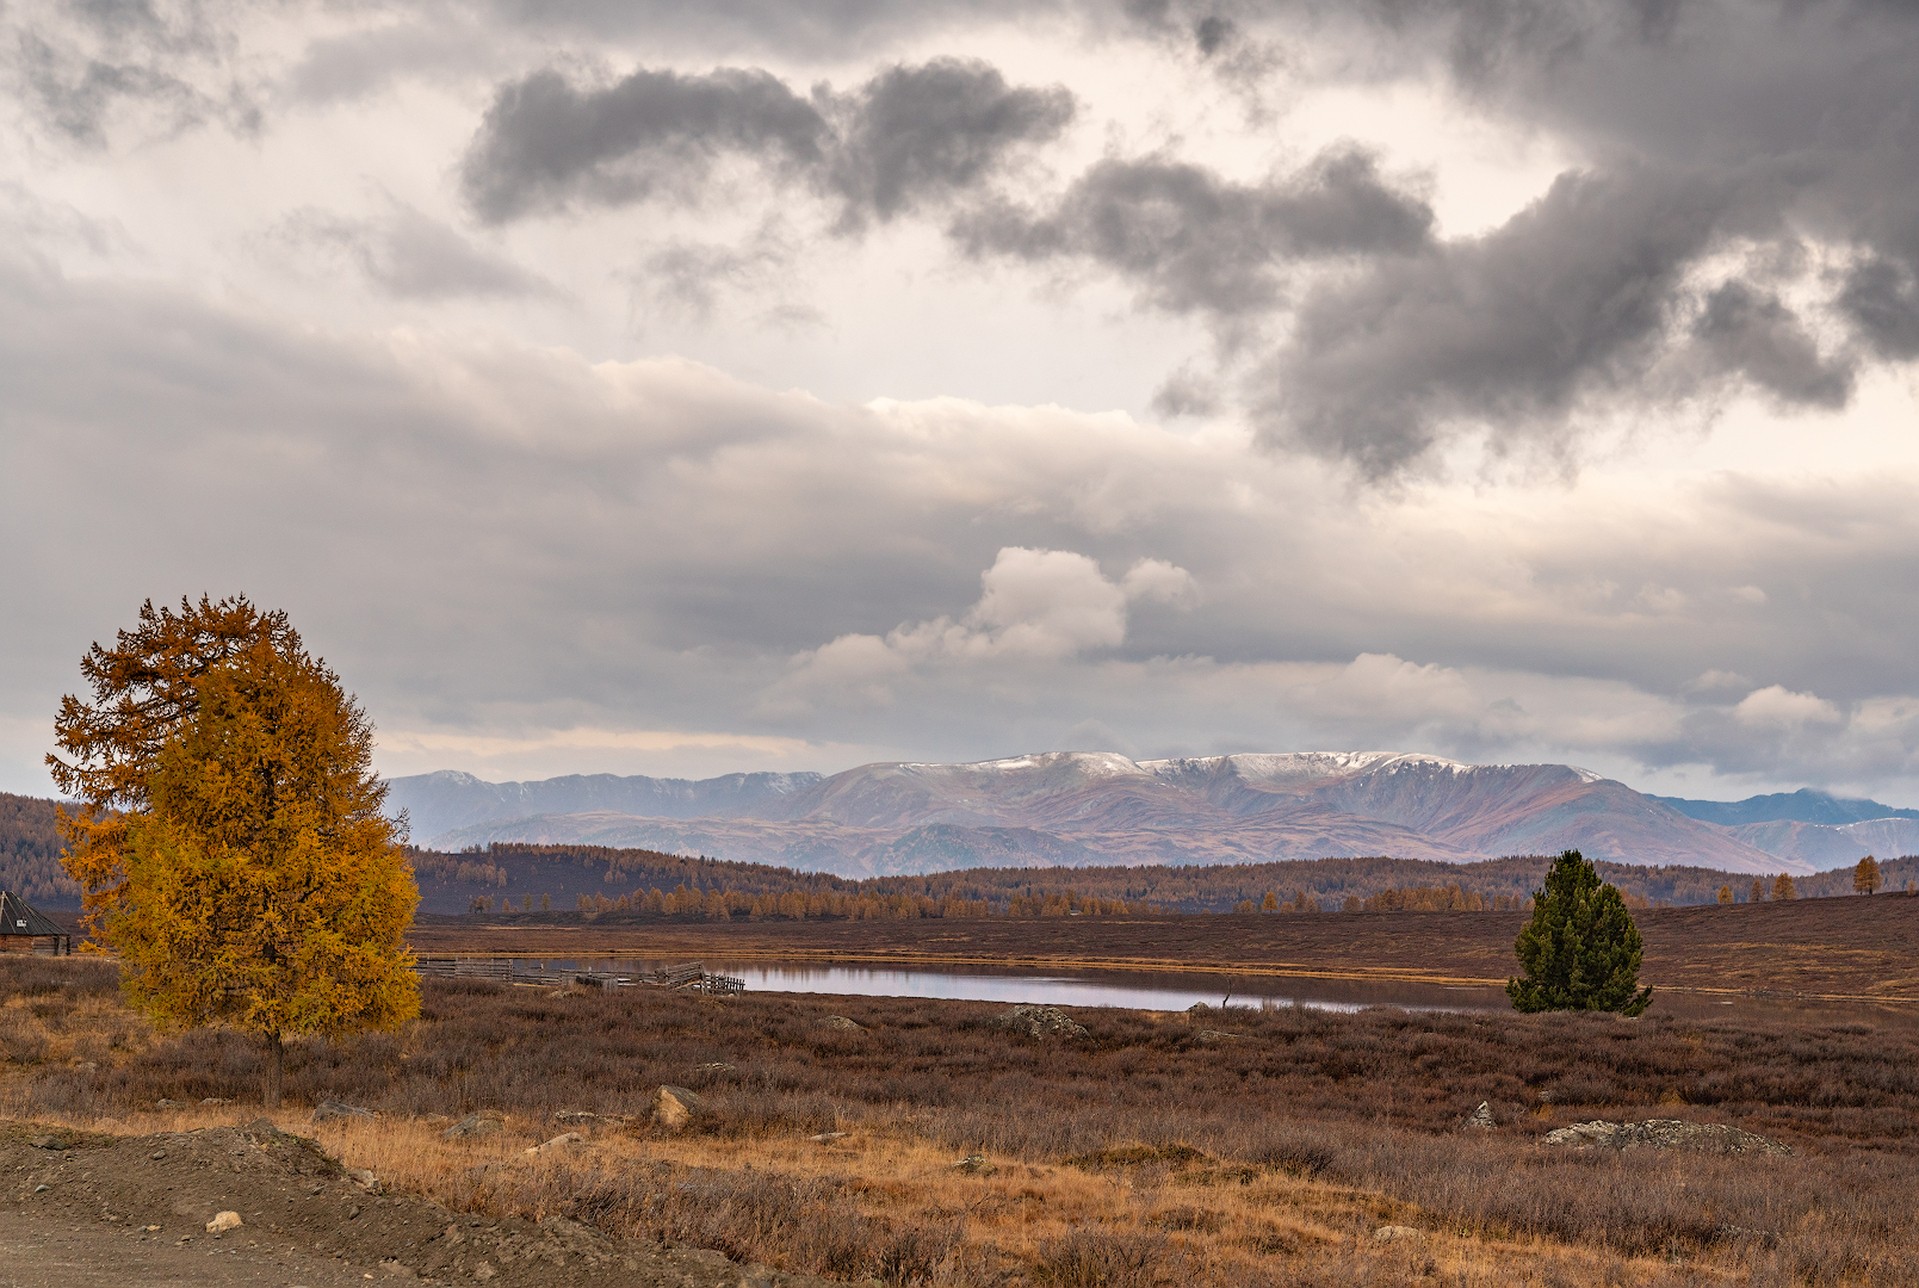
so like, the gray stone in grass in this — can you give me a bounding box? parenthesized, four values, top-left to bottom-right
(1542, 1119, 1789, 1155)
(1371, 1225, 1420, 1243)
(1464, 1101, 1496, 1130)
(442, 1112, 506, 1140)
(820, 1015, 864, 1032)
(312, 1100, 376, 1124)
(653, 1085, 702, 1130)
(524, 1132, 585, 1157)
(991, 1004, 1088, 1039)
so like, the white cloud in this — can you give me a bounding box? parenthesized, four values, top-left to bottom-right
(767, 546, 1196, 713)
(1733, 685, 1844, 730)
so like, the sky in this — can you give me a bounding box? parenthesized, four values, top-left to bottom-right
(6, 0, 1919, 802)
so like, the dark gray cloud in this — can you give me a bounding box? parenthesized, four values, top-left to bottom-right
(1254, 166, 1731, 475)
(461, 57, 1074, 228)
(460, 65, 831, 223)
(1063, 0, 1919, 473)
(823, 60, 1074, 228)
(1838, 258, 1919, 360)
(1692, 281, 1854, 409)
(956, 147, 1432, 321)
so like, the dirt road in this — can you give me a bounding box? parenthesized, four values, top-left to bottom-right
(0, 1121, 827, 1288)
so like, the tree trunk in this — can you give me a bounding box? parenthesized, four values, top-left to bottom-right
(263, 1032, 283, 1110)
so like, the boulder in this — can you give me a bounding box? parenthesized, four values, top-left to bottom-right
(1542, 1119, 1790, 1155)
(442, 1112, 506, 1141)
(1464, 1101, 1497, 1130)
(821, 1015, 864, 1032)
(653, 1085, 702, 1130)
(552, 1109, 617, 1127)
(524, 1132, 585, 1157)
(1372, 1225, 1420, 1243)
(951, 1154, 996, 1175)
(312, 1100, 376, 1124)
(206, 1211, 243, 1235)
(992, 1004, 1089, 1039)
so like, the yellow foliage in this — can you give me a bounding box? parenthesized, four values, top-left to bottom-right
(49, 594, 300, 935)
(50, 596, 419, 1099)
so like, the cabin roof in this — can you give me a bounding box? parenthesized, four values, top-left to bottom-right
(0, 890, 69, 937)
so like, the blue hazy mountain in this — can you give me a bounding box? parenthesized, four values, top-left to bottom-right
(1652, 788, 1919, 827)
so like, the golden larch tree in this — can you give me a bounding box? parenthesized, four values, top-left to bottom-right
(50, 596, 418, 1107)
(1854, 854, 1881, 895)
(1772, 872, 1797, 901)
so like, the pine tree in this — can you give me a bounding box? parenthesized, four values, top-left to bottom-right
(1507, 850, 1652, 1016)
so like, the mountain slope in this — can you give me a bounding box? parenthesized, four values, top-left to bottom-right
(1653, 788, 1919, 827)
(1726, 818, 1919, 869)
(402, 751, 1808, 876)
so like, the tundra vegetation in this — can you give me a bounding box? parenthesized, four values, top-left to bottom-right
(3, 945, 1918, 1285)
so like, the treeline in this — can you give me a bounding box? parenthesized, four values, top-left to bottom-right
(431, 842, 1851, 921)
(0, 792, 77, 905)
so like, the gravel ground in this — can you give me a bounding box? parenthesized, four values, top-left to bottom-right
(0, 1120, 833, 1288)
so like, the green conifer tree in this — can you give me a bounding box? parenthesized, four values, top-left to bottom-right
(1507, 850, 1652, 1016)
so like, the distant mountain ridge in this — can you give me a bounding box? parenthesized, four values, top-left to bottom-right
(1652, 788, 1919, 868)
(387, 751, 1813, 878)
(1653, 788, 1919, 827)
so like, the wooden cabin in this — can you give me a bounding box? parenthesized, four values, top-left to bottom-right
(0, 891, 73, 955)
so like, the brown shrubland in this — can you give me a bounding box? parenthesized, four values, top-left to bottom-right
(6, 949, 1919, 1284)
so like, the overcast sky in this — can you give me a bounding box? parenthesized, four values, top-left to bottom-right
(6, 0, 1919, 802)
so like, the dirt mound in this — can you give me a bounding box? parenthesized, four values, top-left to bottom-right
(0, 1119, 826, 1287)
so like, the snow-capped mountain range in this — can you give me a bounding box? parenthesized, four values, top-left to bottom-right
(382, 750, 1889, 878)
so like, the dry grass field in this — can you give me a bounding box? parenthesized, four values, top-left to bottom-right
(7, 901, 1919, 1286)
(412, 890, 1919, 1003)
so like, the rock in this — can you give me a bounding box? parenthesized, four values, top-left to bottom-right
(653, 1085, 702, 1130)
(821, 1015, 864, 1032)
(807, 1131, 850, 1143)
(524, 1132, 585, 1157)
(442, 1112, 506, 1141)
(472, 1261, 496, 1282)
(951, 1154, 996, 1175)
(693, 1061, 738, 1074)
(346, 1167, 383, 1192)
(28, 1135, 67, 1151)
(991, 1004, 1089, 1039)
(205, 1211, 243, 1235)
(155, 1098, 186, 1109)
(1372, 1224, 1420, 1243)
(312, 1100, 376, 1124)
(552, 1109, 616, 1127)
(1465, 1101, 1497, 1130)
(199, 1097, 231, 1106)
(1541, 1119, 1790, 1155)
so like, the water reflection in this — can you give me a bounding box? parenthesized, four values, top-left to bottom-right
(530, 958, 1505, 1014)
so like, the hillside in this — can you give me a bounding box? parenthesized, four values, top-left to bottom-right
(413, 841, 1891, 918)
(0, 791, 75, 905)
(392, 751, 1804, 877)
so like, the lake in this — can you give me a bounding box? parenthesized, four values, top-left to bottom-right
(516, 958, 1508, 1014)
